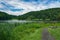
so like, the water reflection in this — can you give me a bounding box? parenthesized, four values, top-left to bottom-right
(0, 20, 36, 23)
(0, 20, 60, 23)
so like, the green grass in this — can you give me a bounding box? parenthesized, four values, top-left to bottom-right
(10, 23, 43, 40)
(0, 22, 60, 40)
(48, 22, 60, 40)
(49, 28, 60, 40)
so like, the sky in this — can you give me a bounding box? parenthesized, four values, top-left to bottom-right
(0, 0, 60, 15)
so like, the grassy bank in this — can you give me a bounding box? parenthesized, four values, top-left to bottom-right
(49, 28, 60, 40)
(0, 22, 60, 40)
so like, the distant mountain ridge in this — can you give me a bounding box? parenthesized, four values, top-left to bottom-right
(0, 8, 60, 21)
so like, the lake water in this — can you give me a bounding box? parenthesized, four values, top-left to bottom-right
(0, 20, 59, 23)
(0, 20, 37, 23)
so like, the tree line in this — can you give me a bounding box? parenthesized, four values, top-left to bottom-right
(0, 8, 60, 21)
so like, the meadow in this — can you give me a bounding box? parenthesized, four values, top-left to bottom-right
(0, 22, 60, 40)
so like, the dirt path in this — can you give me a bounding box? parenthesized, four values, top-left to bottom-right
(42, 28, 55, 40)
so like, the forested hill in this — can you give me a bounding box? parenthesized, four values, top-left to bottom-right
(18, 8, 60, 21)
(0, 8, 60, 21)
(0, 12, 17, 20)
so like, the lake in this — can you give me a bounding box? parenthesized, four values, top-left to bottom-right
(0, 20, 59, 23)
(0, 20, 37, 23)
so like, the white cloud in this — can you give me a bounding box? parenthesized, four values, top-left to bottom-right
(0, 0, 60, 15)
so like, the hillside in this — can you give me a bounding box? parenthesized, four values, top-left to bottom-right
(0, 8, 60, 21)
(0, 11, 17, 20)
(18, 8, 60, 21)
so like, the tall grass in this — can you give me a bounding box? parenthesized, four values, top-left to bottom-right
(0, 22, 60, 40)
(49, 28, 60, 40)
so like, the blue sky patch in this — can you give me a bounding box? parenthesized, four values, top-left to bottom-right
(10, 9, 24, 12)
(0, 0, 60, 15)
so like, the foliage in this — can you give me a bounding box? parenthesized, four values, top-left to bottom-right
(0, 22, 60, 40)
(0, 8, 60, 21)
(18, 8, 60, 21)
(0, 11, 17, 20)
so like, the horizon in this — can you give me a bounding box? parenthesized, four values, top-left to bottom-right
(0, 0, 60, 15)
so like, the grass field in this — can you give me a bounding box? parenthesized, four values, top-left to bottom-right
(49, 28, 60, 40)
(0, 22, 60, 40)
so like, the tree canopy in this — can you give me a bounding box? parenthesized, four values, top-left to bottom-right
(0, 8, 60, 21)
(18, 8, 60, 21)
